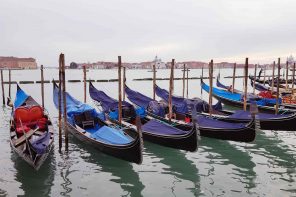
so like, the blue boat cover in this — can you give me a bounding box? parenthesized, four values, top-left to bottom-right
(89, 83, 133, 112)
(53, 84, 104, 122)
(53, 84, 133, 145)
(196, 116, 246, 129)
(125, 85, 154, 109)
(142, 119, 187, 135)
(201, 80, 281, 106)
(30, 132, 51, 154)
(228, 110, 289, 120)
(155, 85, 189, 114)
(90, 125, 133, 144)
(14, 85, 29, 108)
(125, 86, 166, 117)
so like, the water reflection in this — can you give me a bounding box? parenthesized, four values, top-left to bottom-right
(13, 150, 56, 197)
(200, 138, 257, 194)
(144, 142, 201, 196)
(70, 136, 145, 197)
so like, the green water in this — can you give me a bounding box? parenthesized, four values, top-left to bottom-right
(0, 69, 295, 196)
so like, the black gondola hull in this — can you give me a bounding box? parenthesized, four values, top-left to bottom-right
(148, 112, 256, 142)
(67, 123, 143, 164)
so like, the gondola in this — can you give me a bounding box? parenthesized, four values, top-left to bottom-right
(52, 82, 143, 164)
(89, 82, 198, 152)
(124, 85, 256, 142)
(9, 85, 54, 170)
(155, 84, 296, 131)
(218, 77, 296, 110)
(202, 79, 296, 114)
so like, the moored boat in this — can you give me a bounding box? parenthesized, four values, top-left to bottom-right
(10, 85, 54, 170)
(53, 82, 143, 164)
(89, 82, 198, 152)
(125, 85, 256, 142)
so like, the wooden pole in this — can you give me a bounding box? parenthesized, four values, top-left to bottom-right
(201, 65, 204, 96)
(58, 56, 63, 151)
(118, 56, 122, 124)
(292, 63, 295, 95)
(83, 65, 86, 103)
(61, 53, 68, 151)
(41, 65, 45, 108)
(275, 58, 280, 114)
(168, 59, 175, 121)
(243, 58, 248, 111)
(253, 64, 257, 95)
(152, 64, 156, 100)
(123, 66, 126, 101)
(1, 70, 5, 105)
(209, 60, 213, 116)
(263, 66, 266, 84)
(182, 64, 185, 98)
(186, 68, 189, 99)
(232, 63, 236, 93)
(286, 61, 289, 90)
(271, 61, 275, 92)
(8, 69, 11, 98)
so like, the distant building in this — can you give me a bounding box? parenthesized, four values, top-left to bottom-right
(287, 55, 295, 65)
(0, 56, 37, 69)
(70, 62, 79, 69)
(153, 56, 166, 69)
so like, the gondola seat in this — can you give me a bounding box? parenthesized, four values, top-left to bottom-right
(74, 111, 95, 129)
(14, 106, 47, 135)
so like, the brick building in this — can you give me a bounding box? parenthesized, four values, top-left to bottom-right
(0, 56, 37, 69)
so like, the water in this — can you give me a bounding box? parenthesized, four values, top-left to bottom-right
(0, 68, 295, 196)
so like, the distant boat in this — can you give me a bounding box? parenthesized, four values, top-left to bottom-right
(10, 85, 54, 170)
(52, 82, 143, 164)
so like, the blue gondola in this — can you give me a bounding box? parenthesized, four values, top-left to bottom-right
(52, 82, 143, 164)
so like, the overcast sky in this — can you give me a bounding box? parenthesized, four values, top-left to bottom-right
(1, 0, 296, 66)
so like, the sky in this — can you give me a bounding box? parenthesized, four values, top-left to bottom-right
(0, 0, 296, 66)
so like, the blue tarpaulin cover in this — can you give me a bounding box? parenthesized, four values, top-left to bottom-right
(201, 80, 281, 106)
(196, 116, 246, 129)
(155, 85, 188, 114)
(125, 85, 154, 109)
(89, 83, 133, 112)
(14, 86, 30, 108)
(30, 132, 51, 154)
(125, 86, 166, 117)
(228, 110, 289, 120)
(53, 84, 133, 145)
(90, 126, 133, 144)
(142, 119, 187, 135)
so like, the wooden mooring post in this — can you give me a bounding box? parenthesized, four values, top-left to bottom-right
(271, 61, 275, 92)
(292, 63, 295, 95)
(232, 63, 236, 93)
(182, 64, 185, 98)
(118, 56, 122, 125)
(152, 64, 156, 100)
(243, 58, 249, 111)
(8, 69, 11, 98)
(208, 60, 213, 116)
(58, 56, 63, 151)
(123, 66, 126, 101)
(168, 59, 175, 122)
(83, 65, 86, 103)
(275, 58, 280, 114)
(186, 68, 189, 99)
(40, 65, 45, 108)
(253, 64, 257, 95)
(286, 61, 289, 90)
(1, 70, 5, 105)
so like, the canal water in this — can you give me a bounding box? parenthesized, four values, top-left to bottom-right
(0, 68, 295, 196)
